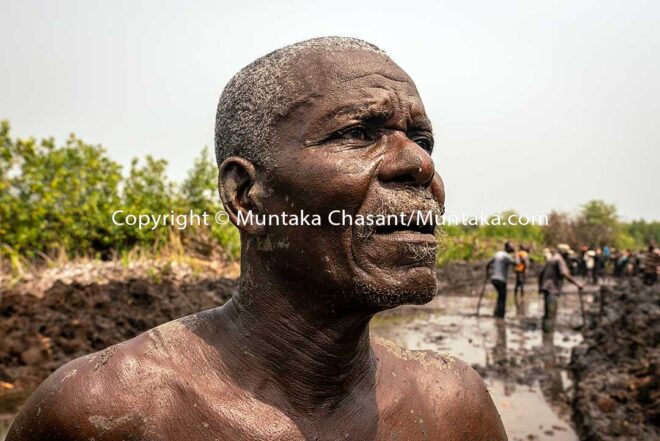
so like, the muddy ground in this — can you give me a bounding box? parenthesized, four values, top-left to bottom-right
(0, 276, 237, 389)
(0, 261, 487, 389)
(373, 289, 587, 441)
(0, 261, 657, 440)
(570, 279, 659, 441)
(435, 260, 542, 296)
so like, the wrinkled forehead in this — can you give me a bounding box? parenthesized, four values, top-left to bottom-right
(294, 49, 414, 90)
(279, 49, 429, 131)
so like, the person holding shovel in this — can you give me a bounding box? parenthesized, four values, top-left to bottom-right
(538, 247, 584, 333)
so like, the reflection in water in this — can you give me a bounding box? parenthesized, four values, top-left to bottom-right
(490, 319, 517, 396)
(480, 314, 577, 440)
(541, 331, 566, 404)
(372, 293, 582, 441)
(515, 292, 528, 317)
(1, 295, 583, 441)
(493, 318, 507, 367)
(486, 321, 572, 432)
(486, 319, 506, 370)
(487, 319, 568, 406)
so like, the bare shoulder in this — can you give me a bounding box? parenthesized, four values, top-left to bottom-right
(372, 334, 507, 441)
(7, 314, 210, 440)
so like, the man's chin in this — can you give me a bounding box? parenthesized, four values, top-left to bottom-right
(354, 266, 437, 309)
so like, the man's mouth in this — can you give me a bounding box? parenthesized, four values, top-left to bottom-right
(355, 188, 444, 245)
(372, 212, 437, 242)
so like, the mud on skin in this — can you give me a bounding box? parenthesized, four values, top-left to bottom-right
(6, 37, 506, 441)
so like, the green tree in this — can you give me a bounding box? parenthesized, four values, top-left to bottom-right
(0, 120, 15, 244)
(120, 156, 178, 248)
(543, 210, 577, 248)
(181, 146, 218, 210)
(575, 200, 620, 247)
(180, 147, 240, 259)
(0, 121, 122, 258)
(624, 220, 660, 248)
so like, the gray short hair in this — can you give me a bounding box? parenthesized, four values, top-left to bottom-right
(214, 36, 386, 169)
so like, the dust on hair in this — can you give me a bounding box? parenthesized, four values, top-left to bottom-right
(215, 37, 387, 169)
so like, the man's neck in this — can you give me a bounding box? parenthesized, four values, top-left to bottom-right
(216, 262, 378, 414)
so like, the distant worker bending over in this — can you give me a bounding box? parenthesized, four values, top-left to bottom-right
(539, 247, 583, 333)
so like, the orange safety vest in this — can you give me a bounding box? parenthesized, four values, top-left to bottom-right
(514, 250, 528, 273)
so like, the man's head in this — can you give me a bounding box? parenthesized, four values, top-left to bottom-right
(215, 37, 387, 169)
(215, 37, 445, 312)
(504, 241, 515, 253)
(543, 248, 553, 260)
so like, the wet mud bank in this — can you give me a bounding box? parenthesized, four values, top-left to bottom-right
(373, 292, 586, 441)
(570, 280, 660, 440)
(0, 261, 498, 389)
(0, 276, 237, 389)
(435, 261, 542, 296)
(3, 261, 649, 440)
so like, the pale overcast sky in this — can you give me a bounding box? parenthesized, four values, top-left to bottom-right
(1, 0, 658, 220)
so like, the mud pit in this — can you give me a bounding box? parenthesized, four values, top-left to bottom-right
(372, 290, 590, 441)
(570, 280, 659, 441)
(0, 273, 238, 438)
(0, 277, 237, 389)
(0, 269, 617, 440)
(0, 283, 586, 439)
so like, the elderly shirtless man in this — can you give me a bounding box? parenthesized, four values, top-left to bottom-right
(8, 37, 506, 441)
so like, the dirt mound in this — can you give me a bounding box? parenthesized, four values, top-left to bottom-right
(435, 260, 541, 296)
(0, 276, 237, 389)
(435, 261, 486, 295)
(570, 280, 660, 440)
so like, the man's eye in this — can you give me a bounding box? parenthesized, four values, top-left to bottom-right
(412, 136, 434, 152)
(337, 126, 370, 141)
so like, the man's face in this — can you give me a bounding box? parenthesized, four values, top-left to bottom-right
(257, 50, 445, 310)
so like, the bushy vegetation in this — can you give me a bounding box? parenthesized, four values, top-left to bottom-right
(544, 200, 659, 250)
(623, 220, 660, 249)
(0, 120, 239, 269)
(1, 120, 657, 270)
(438, 201, 659, 265)
(437, 212, 546, 266)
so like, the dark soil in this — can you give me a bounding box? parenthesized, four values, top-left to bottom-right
(570, 279, 660, 440)
(435, 260, 541, 296)
(0, 261, 494, 392)
(0, 261, 532, 390)
(0, 277, 237, 389)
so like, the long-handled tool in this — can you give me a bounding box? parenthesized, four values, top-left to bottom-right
(577, 286, 586, 328)
(475, 272, 489, 316)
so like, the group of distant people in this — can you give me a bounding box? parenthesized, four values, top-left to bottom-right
(569, 243, 660, 286)
(485, 240, 660, 332)
(486, 242, 531, 319)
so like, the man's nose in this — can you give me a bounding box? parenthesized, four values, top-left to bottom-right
(377, 132, 435, 187)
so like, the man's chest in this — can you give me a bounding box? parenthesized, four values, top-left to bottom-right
(135, 411, 437, 441)
(105, 371, 446, 441)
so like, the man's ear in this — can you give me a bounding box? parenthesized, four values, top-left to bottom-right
(218, 157, 267, 235)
